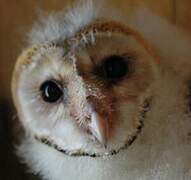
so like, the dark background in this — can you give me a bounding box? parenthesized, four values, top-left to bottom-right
(0, 0, 190, 179)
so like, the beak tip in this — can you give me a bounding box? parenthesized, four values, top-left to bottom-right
(88, 110, 109, 148)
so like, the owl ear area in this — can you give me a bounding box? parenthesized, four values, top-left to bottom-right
(11, 45, 40, 105)
(11, 43, 58, 104)
(12, 43, 54, 81)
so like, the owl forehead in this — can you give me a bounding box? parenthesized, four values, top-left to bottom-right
(14, 21, 158, 87)
(31, 23, 139, 58)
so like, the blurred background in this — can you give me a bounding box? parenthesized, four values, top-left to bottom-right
(0, 0, 191, 179)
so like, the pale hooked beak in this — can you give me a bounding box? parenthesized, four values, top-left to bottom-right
(88, 106, 109, 148)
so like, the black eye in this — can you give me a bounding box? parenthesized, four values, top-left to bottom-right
(40, 80, 63, 103)
(101, 55, 129, 80)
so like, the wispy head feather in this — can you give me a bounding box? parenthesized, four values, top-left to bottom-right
(28, 0, 103, 45)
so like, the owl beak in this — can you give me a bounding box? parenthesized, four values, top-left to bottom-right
(88, 110, 109, 148)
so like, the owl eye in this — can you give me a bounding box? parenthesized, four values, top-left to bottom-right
(101, 55, 129, 80)
(40, 80, 63, 103)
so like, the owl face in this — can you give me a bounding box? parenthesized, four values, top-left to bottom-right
(12, 21, 159, 156)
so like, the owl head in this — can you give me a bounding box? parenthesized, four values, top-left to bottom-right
(12, 0, 159, 157)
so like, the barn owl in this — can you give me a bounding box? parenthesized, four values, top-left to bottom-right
(11, 1, 191, 180)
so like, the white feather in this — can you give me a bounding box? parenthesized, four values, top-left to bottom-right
(15, 1, 191, 180)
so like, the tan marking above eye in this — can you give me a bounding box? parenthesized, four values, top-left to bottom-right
(74, 31, 156, 90)
(75, 33, 138, 79)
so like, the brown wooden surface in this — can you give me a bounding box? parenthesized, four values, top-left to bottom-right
(176, 0, 191, 31)
(0, 0, 190, 179)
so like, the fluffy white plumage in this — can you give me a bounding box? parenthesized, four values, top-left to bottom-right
(27, 0, 100, 45)
(12, 1, 191, 180)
